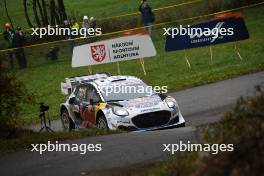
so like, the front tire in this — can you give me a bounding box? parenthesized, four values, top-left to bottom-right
(61, 110, 75, 132)
(179, 122, 186, 127)
(97, 116, 109, 129)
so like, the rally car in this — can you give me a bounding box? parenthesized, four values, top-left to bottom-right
(60, 73, 185, 131)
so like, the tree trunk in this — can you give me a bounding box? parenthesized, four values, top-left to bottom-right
(23, 0, 68, 28)
(4, 0, 14, 29)
(23, 0, 35, 28)
(41, 0, 49, 26)
(49, 0, 55, 25)
(33, 0, 42, 27)
(36, 0, 45, 26)
(50, 0, 60, 25)
(57, 0, 67, 22)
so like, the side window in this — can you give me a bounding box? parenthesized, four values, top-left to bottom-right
(87, 85, 101, 103)
(76, 85, 88, 102)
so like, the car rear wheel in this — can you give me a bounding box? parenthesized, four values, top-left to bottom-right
(97, 116, 109, 129)
(61, 110, 75, 132)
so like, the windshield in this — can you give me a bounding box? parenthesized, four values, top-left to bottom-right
(98, 82, 154, 102)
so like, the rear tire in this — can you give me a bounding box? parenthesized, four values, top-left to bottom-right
(97, 116, 109, 129)
(61, 110, 75, 132)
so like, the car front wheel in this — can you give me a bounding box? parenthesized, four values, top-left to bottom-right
(97, 116, 109, 129)
(61, 110, 75, 132)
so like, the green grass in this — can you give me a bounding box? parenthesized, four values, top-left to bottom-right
(0, 129, 123, 154)
(64, 0, 185, 18)
(0, 0, 187, 33)
(1, 2, 264, 124)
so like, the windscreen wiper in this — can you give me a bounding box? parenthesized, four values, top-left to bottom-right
(107, 100, 125, 107)
(107, 100, 124, 102)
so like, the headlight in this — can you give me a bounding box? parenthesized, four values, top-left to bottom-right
(112, 106, 129, 116)
(165, 98, 177, 109)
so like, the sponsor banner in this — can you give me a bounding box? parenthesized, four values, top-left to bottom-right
(165, 17, 249, 52)
(72, 34, 156, 67)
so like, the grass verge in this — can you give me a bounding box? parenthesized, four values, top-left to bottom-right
(127, 86, 264, 176)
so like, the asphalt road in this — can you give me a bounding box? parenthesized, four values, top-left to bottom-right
(1, 72, 264, 176)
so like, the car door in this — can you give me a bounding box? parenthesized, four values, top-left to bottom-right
(82, 84, 102, 128)
(74, 85, 88, 123)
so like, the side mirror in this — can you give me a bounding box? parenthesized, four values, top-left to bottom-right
(90, 99, 94, 105)
(69, 97, 76, 105)
(158, 93, 167, 100)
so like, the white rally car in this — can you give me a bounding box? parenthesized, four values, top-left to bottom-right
(60, 73, 185, 131)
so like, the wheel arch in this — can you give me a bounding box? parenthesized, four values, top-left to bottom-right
(60, 104, 74, 121)
(96, 110, 106, 124)
(60, 104, 68, 115)
(60, 104, 75, 131)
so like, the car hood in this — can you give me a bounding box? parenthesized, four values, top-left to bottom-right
(118, 95, 163, 109)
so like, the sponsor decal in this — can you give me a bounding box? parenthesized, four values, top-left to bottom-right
(121, 96, 160, 108)
(91, 45, 106, 62)
(117, 119, 131, 124)
(141, 107, 161, 113)
(72, 34, 156, 67)
(165, 17, 249, 51)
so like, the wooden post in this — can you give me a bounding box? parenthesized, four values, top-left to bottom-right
(234, 44, 243, 60)
(88, 66, 92, 74)
(140, 58, 147, 75)
(184, 49, 191, 69)
(116, 61, 121, 75)
(209, 46, 213, 64)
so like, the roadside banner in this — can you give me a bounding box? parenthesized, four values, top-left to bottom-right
(72, 33, 156, 67)
(165, 15, 249, 52)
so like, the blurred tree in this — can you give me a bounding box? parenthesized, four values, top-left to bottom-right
(3, 0, 14, 28)
(50, 0, 61, 25)
(33, 0, 42, 26)
(41, 0, 49, 26)
(23, 0, 68, 28)
(23, 0, 34, 27)
(58, 0, 67, 23)
(0, 64, 34, 138)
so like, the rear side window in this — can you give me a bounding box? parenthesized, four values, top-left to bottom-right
(76, 85, 88, 102)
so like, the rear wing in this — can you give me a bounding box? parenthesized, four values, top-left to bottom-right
(61, 73, 111, 95)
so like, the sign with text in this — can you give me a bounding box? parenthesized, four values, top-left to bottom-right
(72, 34, 156, 67)
(165, 17, 249, 52)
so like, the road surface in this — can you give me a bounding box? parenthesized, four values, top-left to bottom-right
(1, 72, 264, 176)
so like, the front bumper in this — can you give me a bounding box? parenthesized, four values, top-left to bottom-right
(109, 111, 185, 131)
